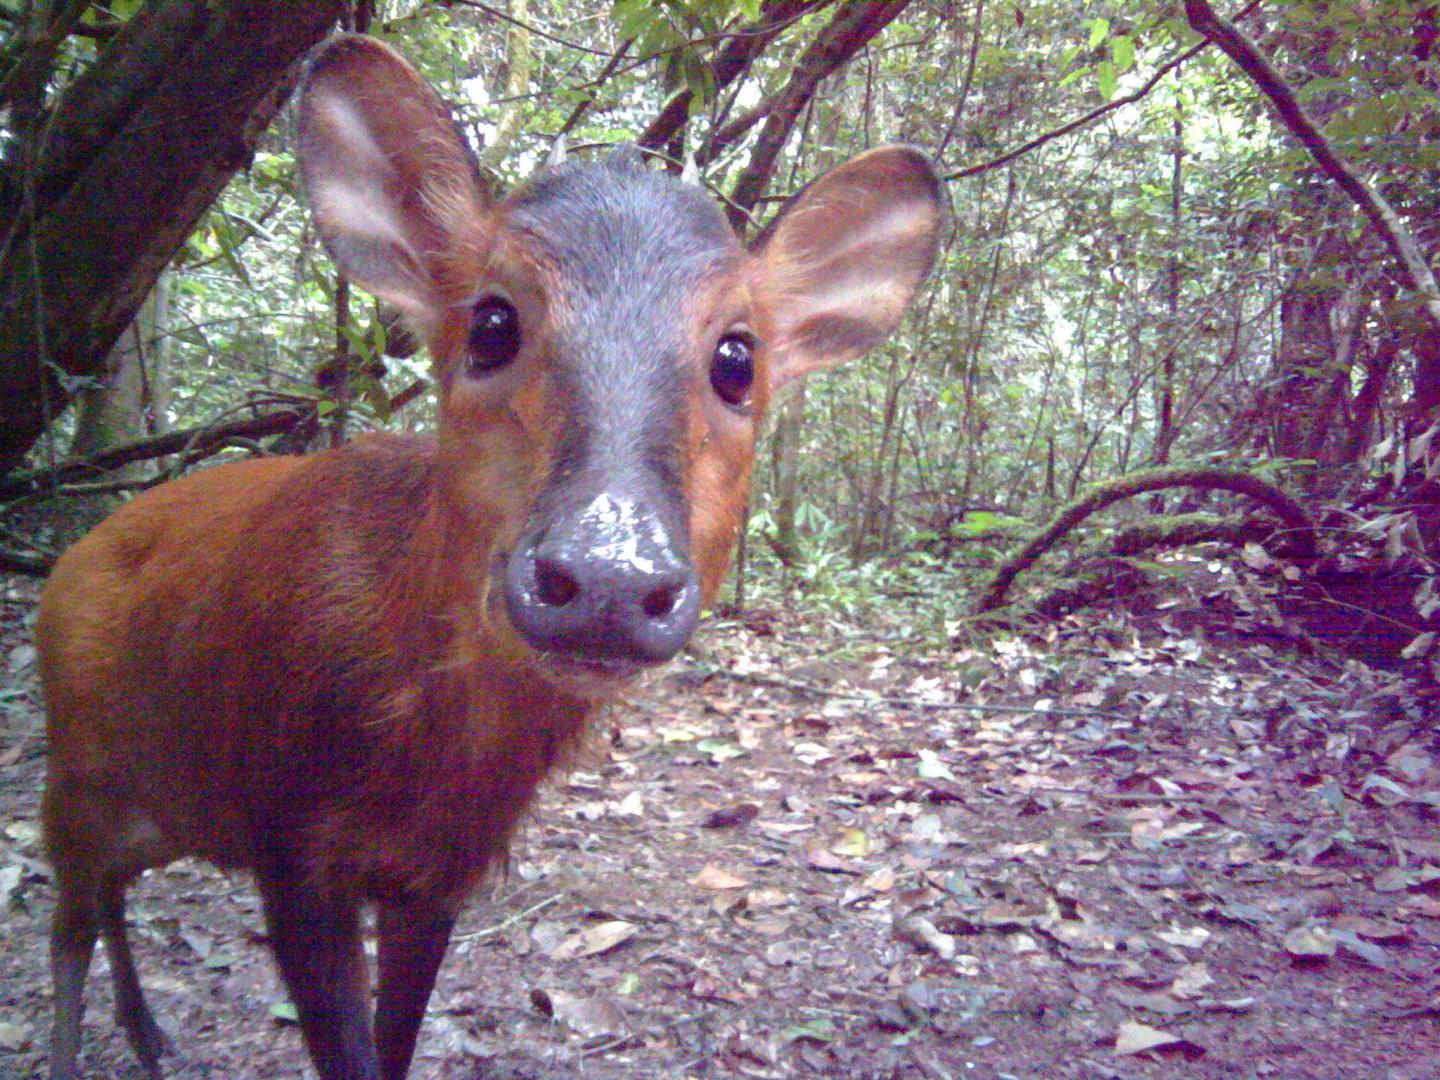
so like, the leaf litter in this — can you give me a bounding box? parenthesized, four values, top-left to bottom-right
(0, 570, 1438, 1078)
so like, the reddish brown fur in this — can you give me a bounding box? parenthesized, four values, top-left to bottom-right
(39, 441, 583, 904)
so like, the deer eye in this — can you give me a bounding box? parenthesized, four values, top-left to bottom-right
(466, 295, 521, 375)
(711, 332, 754, 408)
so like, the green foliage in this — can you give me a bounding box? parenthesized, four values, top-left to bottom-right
(25, 0, 1435, 601)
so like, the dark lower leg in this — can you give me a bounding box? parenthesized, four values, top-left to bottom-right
(49, 889, 98, 1080)
(259, 872, 377, 1080)
(98, 877, 169, 1075)
(375, 899, 454, 1080)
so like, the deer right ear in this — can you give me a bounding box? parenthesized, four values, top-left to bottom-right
(297, 35, 489, 337)
(753, 146, 943, 390)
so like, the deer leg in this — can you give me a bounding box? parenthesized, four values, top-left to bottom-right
(374, 898, 455, 1080)
(97, 870, 169, 1076)
(258, 869, 377, 1080)
(48, 874, 98, 1080)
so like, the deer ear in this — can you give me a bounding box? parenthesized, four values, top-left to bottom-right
(754, 146, 943, 390)
(297, 35, 489, 337)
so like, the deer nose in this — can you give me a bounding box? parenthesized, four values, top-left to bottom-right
(503, 493, 701, 668)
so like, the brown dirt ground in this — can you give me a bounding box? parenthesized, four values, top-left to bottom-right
(2, 564, 1438, 1079)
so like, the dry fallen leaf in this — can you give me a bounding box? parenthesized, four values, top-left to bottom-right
(530, 989, 628, 1039)
(1115, 1019, 1204, 1057)
(1282, 925, 1336, 960)
(551, 920, 637, 961)
(0, 1021, 30, 1052)
(1169, 963, 1214, 1000)
(691, 865, 749, 891)
(700, 803, 760, 829)
(861, 867, 896, 894)
(1155, 925, 1210, 949)
(892, 915, 955, 961)
(830, 827, 873, 858)
(805, 844, 859, 875)
(612, 790, 645, 817)
(793, 741, 833, 765)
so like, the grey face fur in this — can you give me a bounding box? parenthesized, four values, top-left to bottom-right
(499, 151, 743, 666)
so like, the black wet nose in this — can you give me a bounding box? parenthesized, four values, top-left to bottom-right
(503, 495, 701, 667)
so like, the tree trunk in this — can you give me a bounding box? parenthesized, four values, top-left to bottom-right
(770, 382, 806, 567)
(69, 285, 167, 467)
(0, 0, 343, 473)
(853, 350, 904, 560)
(1268, 259, 1341, 464)
(1154, 98, 1182, 470)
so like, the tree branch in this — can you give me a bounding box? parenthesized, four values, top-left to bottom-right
(554, 37, 634, 141)
(727, 0, 912, 231)
(0, 403, 317, 504)
(0, 1, 346, 473)
(946, 41, 1209, 181)
(975, 466, 1318, 612)
(1185, 0, 1440, 336)
(637, 0, 828, 154)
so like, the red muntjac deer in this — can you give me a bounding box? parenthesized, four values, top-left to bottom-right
(38, 34, 942, 1080)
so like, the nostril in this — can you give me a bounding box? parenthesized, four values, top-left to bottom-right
(641, 581, 683, 620)
(533, 557, 580, 607)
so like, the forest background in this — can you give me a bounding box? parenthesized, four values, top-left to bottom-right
(2, 0, 1438, 644)
(4, 4, 1440, 1077)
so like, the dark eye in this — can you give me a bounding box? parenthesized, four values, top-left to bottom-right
(466, 295, 520, 375)
(711, 333, 754, 407)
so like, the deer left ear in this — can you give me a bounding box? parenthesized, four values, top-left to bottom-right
(297, 35, 490, 339)
(753, 146, 944, 391)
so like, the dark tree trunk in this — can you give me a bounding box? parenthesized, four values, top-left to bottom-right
(1267, 251, 1342, 463)
(770, 383, 806, 567)
(0, 0, 344, 473)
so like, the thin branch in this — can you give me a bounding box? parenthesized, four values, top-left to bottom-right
(701, 97, 773, 166)
(0, 403, 316, 503)
(945, 41, 1209, 181)
(935, 0, 987, 159)
(447, 0, 614, 57)
(945, 1, 1265, 182)
(1184, 0, 1440, 335)
(554, 37, 634, 141)
(727, 0, 912, 230)
(452, 894, 564, 942)
(637, 0, 829, 153)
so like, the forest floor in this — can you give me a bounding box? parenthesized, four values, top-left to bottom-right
(1, 554, 1438, 1079)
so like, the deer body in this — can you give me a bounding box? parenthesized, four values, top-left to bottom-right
(42, 440, 582, 899)
(39, 34, 942, 1080)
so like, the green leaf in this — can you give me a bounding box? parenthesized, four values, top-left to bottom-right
(1110, 35, 1135, 72)
(696, 738, 745, 763)
(611, 0, 656, 41)
(1296, 76, 1350, 102)
(1096, 60, 1118, 101)
(782, 1017, 836, 1044)
(270, 1002, 300, 1024)
(1086, 17, 1109, 49)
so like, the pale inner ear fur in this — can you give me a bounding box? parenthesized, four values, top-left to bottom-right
(756, 147, 943, 390)
(298, 41, 489, 339)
